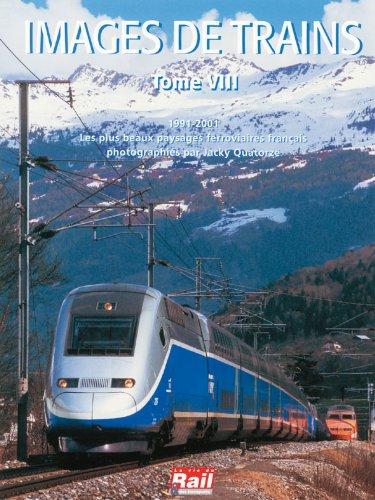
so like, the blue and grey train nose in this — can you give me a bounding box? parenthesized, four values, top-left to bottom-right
(51, 391, 137, 429)
(48, 391, 150, 454)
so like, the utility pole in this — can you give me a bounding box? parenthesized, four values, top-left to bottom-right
(253, 330, 258, 350)
(195, 257, 202, 311)
(17, 82, 29, 461)
(147, 202, 154, 287)
(368, 380, 374, 442)
(15, 79, 70, 461)
(194, 257, 223, 311)
(224, 301, 284, 351)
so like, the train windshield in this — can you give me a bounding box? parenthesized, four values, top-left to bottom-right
(68, 316, 137, 355)
(328, 414, 340, 419)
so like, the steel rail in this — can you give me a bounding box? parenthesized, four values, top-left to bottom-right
(0, 455, 183, 498)
(0, 460, 142, 498)
(0, 463, 61, 481)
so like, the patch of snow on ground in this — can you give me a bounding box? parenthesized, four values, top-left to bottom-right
(283, 159, 307, 170)
(154, 200, 189, 213)
(31, 193, 46, 201)
(151, 159, 174, 170)
(201, 177, 220, 188)
(179, 201, 189, 213)
(97, 201, 117, 207)
(87, 180, 104, 188)
(155, 202, 176, 211)
(196, 162, 223, 175)
(202, 207, 287, 235)
(353, 175, 375, 190)
(212, 189, 223, 198)
(228, 172, 259, 180)
(86, 173, 107, 188)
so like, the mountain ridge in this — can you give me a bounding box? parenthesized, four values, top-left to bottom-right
(0, 54, 374, 153)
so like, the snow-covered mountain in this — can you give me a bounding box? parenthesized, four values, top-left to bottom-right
(0, 54, 374, 153)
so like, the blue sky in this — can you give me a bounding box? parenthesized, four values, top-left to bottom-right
(21, 0, 339, 34)
(1, 0, 367, 78)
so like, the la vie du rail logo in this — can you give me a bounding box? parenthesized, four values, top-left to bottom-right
(169, 467, 216, 496)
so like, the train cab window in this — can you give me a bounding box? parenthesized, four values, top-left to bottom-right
(343, 414, 355, 419)
(68, 316, 137, 355)
(159, 327, 167, 348)
(328, 414, 340, 419)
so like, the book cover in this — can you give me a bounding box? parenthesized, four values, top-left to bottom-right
(0, 0, 374, 498)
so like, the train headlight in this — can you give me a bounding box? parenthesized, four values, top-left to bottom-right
(104, 302, 113, 311)
(57, 378, 79, 388)
(124, 378, 135, 388)
(111, 378, 135, 388)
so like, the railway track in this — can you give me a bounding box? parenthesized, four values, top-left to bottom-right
(0, 454, 186, 498)
(0, 441, 275, 498)
(0, 460, 145, 498)
(0, 463, 61, 481)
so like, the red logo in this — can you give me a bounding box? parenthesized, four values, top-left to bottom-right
(169, 467, 216, 496)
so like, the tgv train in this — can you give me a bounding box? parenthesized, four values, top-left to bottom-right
(325, 404, 358, 441)
(44, 283, 320, 454)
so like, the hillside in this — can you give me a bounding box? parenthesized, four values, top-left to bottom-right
(216, 243, 375, 346)
(263, 245, 375, 436)
(215, 244, 374, 435)
(1, 146, 374, 330)
(0, 54, 373, 332)
(264, 243, 375, 340)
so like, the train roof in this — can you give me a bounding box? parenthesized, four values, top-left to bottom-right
(67, 283, 163, 300)
(327, 404, 355, 411)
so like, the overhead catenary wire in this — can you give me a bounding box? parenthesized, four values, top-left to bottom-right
(136, 208, 193, 269)
(159, 260, 249, 299)
(0, 39, 233, 282)
(0, 37, 120, 177)
(27, 155, 147, 230)
(1, 118, 87, 171)
(52, 163, 144, 210)
(271, 290, 375, 308)
(28, 169, 99, 224)
(36, 165, 144, 230)
(4, 148, 149, 234)
(54, 166, 132, 208)
(47, 165, 132, 183)
(154, 227, 192, 269)
(46, 158, 138, 163)
(327, 311, 372, 330)
(14, 162, 375, 312)
(2, 37, 374, 314)
(143, 170, 200, 262)
(0, 123, 22, 147)
(153, 209, 198, 264)
(0, 98, 142, 228)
